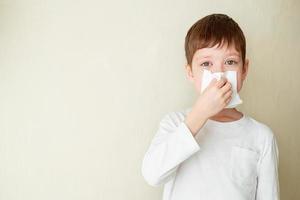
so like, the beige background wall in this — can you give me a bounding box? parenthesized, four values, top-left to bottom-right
(0, 0, 299, 199)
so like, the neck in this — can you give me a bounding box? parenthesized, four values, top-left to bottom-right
(209, 108, 243, 122)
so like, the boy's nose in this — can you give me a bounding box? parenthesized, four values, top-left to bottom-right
(211, 63, 225, 73)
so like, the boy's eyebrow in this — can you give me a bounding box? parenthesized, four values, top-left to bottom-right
(197, 53, 240, 61)
(201, 55, 212, 59)
(196, 55, 212, 61)
(227, 52, 241, 57)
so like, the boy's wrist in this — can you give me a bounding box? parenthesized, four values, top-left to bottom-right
(184, 110, 208, 136)
(190, 107, 210, 122)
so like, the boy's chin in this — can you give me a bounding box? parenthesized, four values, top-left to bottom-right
(220, 107, 237, 112)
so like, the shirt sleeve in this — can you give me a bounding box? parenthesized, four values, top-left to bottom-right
(141, 113, 201, 187)
(255, 131, 280, 200)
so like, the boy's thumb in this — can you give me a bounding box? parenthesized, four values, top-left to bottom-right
(209, 78, 217, 86)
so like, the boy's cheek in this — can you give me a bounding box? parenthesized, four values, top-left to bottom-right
(236, 77, 245, 93)
(236, 72, 243, 91)
(237, 81, 244, 93)
(193, 78, 203, 93)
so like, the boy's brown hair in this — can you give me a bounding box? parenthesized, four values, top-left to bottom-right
(184, 14, 246, 68)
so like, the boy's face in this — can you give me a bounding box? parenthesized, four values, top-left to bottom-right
(185, 42, 249, 94)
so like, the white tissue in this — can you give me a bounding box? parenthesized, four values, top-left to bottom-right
(200, 69, 243, 108)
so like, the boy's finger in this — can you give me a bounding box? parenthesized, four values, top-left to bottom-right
(220, 81, 232, 93)
(216, 77, 227, 88)
(209, 78, 217, 86)
(223, 89, 233, 99)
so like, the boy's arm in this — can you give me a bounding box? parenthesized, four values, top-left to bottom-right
(255, 131, 280, 200)
(141, 112, 201, 187)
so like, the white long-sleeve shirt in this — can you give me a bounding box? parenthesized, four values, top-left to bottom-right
(141, 107, 280, 200)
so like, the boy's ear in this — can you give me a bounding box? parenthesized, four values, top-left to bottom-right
(185, 64, 194, 82)
(242, 59, 249, 81)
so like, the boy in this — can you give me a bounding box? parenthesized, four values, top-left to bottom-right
(141, 14, 280, 200)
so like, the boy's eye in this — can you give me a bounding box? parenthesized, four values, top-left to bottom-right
(200, 61, 212, 67)
(225, 60, 238, 65)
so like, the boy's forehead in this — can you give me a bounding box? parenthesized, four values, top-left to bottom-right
(195, 44, 241, 59)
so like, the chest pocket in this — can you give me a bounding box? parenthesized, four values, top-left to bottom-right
(229, 146, 259, 186)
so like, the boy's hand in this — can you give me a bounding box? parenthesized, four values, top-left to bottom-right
(196, 76, 232, 118)
(184, 77, 232, 136)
